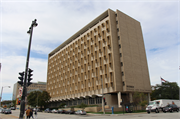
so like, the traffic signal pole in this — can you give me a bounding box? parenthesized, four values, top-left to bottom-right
(19, 19, 37, 119)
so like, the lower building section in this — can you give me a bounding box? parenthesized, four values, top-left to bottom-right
(49, 96, 102, 108)
(48, 92, 151, 108)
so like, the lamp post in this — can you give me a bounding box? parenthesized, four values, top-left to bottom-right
(94, 73, 105, 114)
(0, 86, 11, 107)
(19, 19, 38, 119)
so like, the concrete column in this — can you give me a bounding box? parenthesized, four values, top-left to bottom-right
(117, 92, 122, 107)
(94, 97, 96, 104)
(148, 93, 151, 102)
(129, 93, 133, 103)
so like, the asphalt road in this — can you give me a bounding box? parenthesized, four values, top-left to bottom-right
(0, 110, 180, 119)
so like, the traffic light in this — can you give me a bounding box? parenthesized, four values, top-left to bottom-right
(27, 68, 33, 86)
(103, 98, 106, 105)
(18, 72, 24, 86)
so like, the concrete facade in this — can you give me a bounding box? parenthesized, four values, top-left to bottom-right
(47, 9, 151, 108)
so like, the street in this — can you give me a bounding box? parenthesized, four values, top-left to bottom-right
(0, 110, 180, 119)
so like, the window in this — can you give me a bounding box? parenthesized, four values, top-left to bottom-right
(120, 53, 122, 57)
(89, 98, 95, 104)
(117, 28, 119, 32)
(78, 99, 82, 105)
(122, 72, 124, 76)
(103, 47, 106, 54)
(99, 41, 101, 48)
(102, 31, 104, 36)
(121, 62, 123, 66)
(96, 97, 102, 104)
(109, 54, 112, 62)
(94, 28, 97, 32)
(102, 23, 105, 27)
(83, 99, 88, 104)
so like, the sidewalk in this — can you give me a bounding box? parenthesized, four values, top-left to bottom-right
(0, 114, 18, 119)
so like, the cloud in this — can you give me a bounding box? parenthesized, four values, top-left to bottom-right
(147, 44, 179, 85)
(0, 55, 47, 93)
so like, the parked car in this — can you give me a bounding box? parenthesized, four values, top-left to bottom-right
(65, 110, 75, 114)
(163, 104, 179, 113)
(0, 108, 3, 113)
(58, 109, 66, 114)
(1, 108, 6, 113)
(33, 108, 42, 112)
(37, 108, 42, 112)
(75, 110, 86, 115)
(44, 108, 52, 113)
(4, 108, 12, 114)
(11, 107, 16, 110)
(52, 109, 58, 113)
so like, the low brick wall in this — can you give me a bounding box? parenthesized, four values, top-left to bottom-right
(59, 105, 145, 113)
(84, 107, 102, 112)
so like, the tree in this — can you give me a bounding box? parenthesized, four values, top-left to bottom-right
(77, 103, 88, 110)
(12, 100, 16, 107)
(151, 82, 179, 100)
(27, 91, 51, 109)
(133, 91, 141, 106)
(27, 91, 41, 107)
(38, 91, 51, 109)
(133, 92, 148, 110)
(1, 100, 12, 108)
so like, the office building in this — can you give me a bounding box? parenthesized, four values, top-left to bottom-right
(47, 9, 151, 107)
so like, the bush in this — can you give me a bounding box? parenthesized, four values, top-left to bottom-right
(87, 105, 98, 107)
(74, 103, 88, 110)
(58, 103, 66, 108)
(139, 100, 148, 107)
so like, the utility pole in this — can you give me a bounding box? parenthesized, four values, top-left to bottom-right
(19, 19, 38, 119)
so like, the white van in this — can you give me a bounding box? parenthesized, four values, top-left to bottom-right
(146, 99, 180, 114)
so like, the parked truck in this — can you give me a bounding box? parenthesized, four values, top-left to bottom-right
(146, 99, 180, 114)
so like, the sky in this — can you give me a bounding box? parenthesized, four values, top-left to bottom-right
(0, 0, 179, 101)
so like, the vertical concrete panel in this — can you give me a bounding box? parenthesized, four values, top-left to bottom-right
(116, 9, 151, 93)
(117, 92, 122, 107)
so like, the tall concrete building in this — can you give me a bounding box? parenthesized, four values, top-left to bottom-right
(47, 9, 151, 107)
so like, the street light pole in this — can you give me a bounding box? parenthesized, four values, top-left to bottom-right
(19, 19, 38, 119)
(0, 86, 11, 107)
